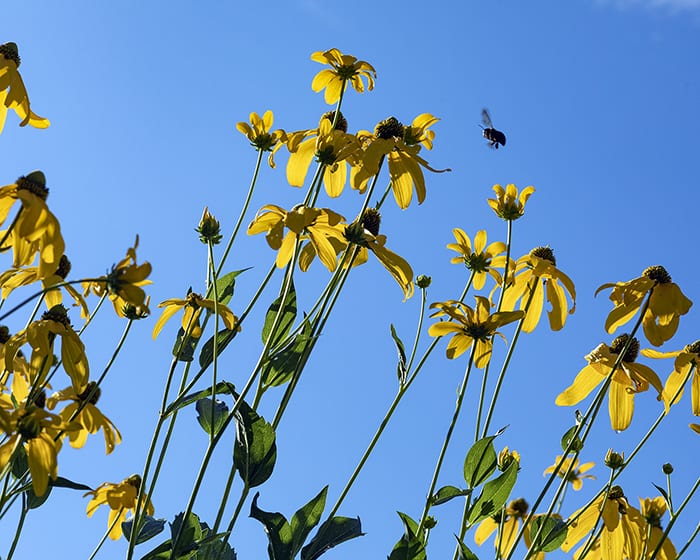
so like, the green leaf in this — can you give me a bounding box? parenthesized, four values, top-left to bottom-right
(193, 535, 236, 560)
(529, 515, 567, 553)
(233, 400, 276, 487)
(250, 492, 293, 560)
(301, 516, 364, 560)
(290, 486, 328, 557)
(122, 516, 166, 545)
(164, 381, 236, 417)
(215, 268, 250, 306)
(195, 397, 229, 436)
(390, 324, 408, 385)
(171, 511, 204, 558)
(50, 476, 93, 491)
(26, 485, 51, 509)
(431, 485, 469, 506)
(262, 320, 313, 388)
(454, 535, 480, 560)
(262, 282, 297, 347)
(467, 461, 519, 525)
(463, 436, 498, 489)
(10, 445, 28, 478)
(172, 326, 200, 362)
(561, 425, 583, 453)
(199, 328, 240, 370)
(387, 511, 426, 560)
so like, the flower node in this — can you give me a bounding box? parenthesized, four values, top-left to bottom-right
(464, 323, 491, 342)
(17, 409, 42, 440)
(416, 275, 432, 289)
(605, 449, 625, 470)
(361, 208, 381, 236)
(643, 265, 671, 284)
(529, 245, 556, 265)
(42, 304, 71, 328)
(196, 207, 223, 245)
(508, 498, 529, 518)
(424, 516, 437, 529)
(322, 110, 348, 132)
(685, 340, 700, 355)
(344, 222, 367, 246)
(78, 381, 101, 405)
(0, 42, 20, 67)
(610, 334, 639, 362)
(608, 485, 625, 500)
(374, 116, 405, 140)
(315, 146, 337, 165)
(0, 326, 10, 344)
(662, 462, 674, 475)
(16, 172, 49, 201)
(122, 303, 149, 320)
(56, 255, 72, 280)
(464, 252, 491, 273)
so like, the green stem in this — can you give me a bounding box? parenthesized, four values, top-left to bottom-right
(208, 240, 220, 442)
(648, 476, 700, 559)
(87, 508, 123, 560)
(5, 492, 27, 560)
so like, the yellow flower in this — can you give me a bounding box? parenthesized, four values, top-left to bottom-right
(500, 246, 576, 333)
(0, 254, 89, 319)
(47, 382, 121, 454)
(83, 236, 152, 318)
(236, 110, 286, 167)
(85, 475, 154, 540)
(641, 340, 700, 414)
(555, 335, 664, 431)
(640, 496, 676, 560)
(543, 456, 595, 491)
(428, 296, 524, 368)
(310, 48, 376, 104)
(447, 229, 506, 290)
(487, 183, 536, 220)
(248, 204, 348, 272)
(597, 265, 692, 347)
(563, 486, 643, 560)
(0, 42, 50, 133)
(152, 291, 239, 340)
(0, 172, 65, 278)
(4, 305, 90, 393)
(344, 208, 414, 300)
(286, 115, 360, 197)
(351, 115, 449, 209)
(475, 498, 534, 559)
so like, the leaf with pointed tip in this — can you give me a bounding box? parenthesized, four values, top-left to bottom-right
(301, 516, 363, 560)
(172, 327, 200, 362)
(164, 381, 236, 417)
(122, 515, 166, 545)
(653, 483, 671, 507)
(196, 397, 229, 436)
(467, 461, 519, 525)
(431, 485, 469, 506)
(561, 425, 584, 453)
(464, 436, 498, 489)
(454, 535, 480, 560)
(290, 486, 328, 557)
(262, 282, 297, 347)
(199, 327, 240, 370)
(529, 515, 567, 552)
(390, 324, 408, 385)
(170, 511, 204, 557)
(262, 320, 313, 388)
(215, 269, 251, 306)
(250, 492, 293, 560)
(233, 400, 276, 487)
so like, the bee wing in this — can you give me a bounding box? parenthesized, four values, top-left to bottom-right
(481, 108, 493, 128)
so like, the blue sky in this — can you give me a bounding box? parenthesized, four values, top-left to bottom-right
(3, 1, 700, 559)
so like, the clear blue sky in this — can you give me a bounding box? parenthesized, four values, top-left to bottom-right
(3, 1, 700, 558)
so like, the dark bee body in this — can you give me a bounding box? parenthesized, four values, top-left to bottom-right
(481, 109, 506, 149)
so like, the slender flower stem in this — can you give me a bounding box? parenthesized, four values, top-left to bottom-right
(5, 493, 27, 560)
(675, 517, 700, 559)
(649, 475, 700, 560)
(418, 345, 477, 535)
(87, 508, 124, 560)
(212, 467, 238, 533)
(208, 240, 220, 442)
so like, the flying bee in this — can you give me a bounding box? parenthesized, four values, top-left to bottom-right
(480, 108, 506, 149)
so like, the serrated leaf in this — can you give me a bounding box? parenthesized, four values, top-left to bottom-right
(561, 425, 583, 453)
(250, 492, 293, 560)
(199, 328, 240, 370)
(262, 320, 313, 388)
(170, 511, 204, 558)
(464, 436, 498, 489)
(262, 282, 297, 347)
(233, 400, 276, 487)
(467, 461, 519, 525)
(454, 535, 480, 560)
(214, 269, 250, 306)
(122, 516, 166, 545)
(431, 485, 469, 506)
(196, 398, 229, 436)
(529, 515, 567, 552)
(164, 381, 236, 417)
(172, 327, 200, 362)
(290, 486, 328, 557)
(390, 324, 408, 385)
(301, 516, 364, 560)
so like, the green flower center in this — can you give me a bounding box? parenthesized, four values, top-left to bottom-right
(464, 253, 491, 273)
(18, 408, 42, 440)
(322, 111, 348, 133)
(375, 117, 405, 140)
(316, 146, 338, 165)
(42, 304, 72, 329)
(16, 172, 49, 202)
(610, 334, 639, 362)
(361, 208, 381, 236)
(464, 323, 491, 341)
(336, 64, 359, 81)
(643, 265, 671, 284)
(78, 381, 101, 405)
(529, 246, 556, 265)
(56, 255, 72, 280)
(0, 42, 20, 67)
(251, 133, 276, 152)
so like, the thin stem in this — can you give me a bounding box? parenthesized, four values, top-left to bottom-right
(208, 240, 220, 442)
(87, 507, 124, 560)
(5, 492, 27, 560)
(649, 476, 700, 560)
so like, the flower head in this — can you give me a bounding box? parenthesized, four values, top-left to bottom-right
(196, 207, 222, 245)
(311, 48, 376, 104)
(152, 291, 239, 341)
(428, 296, 523, 367)
(47, 381, 122, 454)
(248, 204, 348, 272)
(236, 110, 286, 166)
(555, 335, 664, 431)
(500, 246, 576, 333)
(447, 229, 506, 290)
(85, 475, 154, 540)
(475, 498, 532, 559)
(488, 184, 536, 221)
(543, 456, 595, 491)
(641, 340, 700, 414)
(0, 42, 50, 133)
(344, 208, 414, 300)
(83, 237, 152, 318)
(596, 265, 692, 347)
(351, 115, 449, 209)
